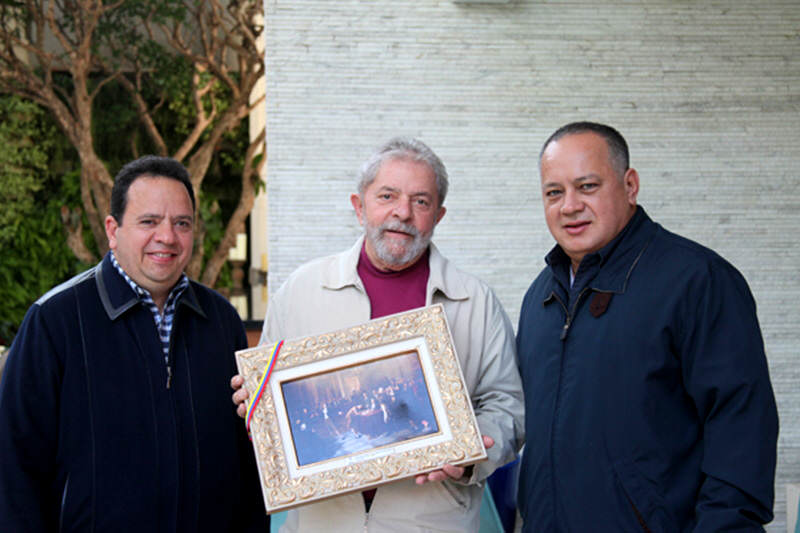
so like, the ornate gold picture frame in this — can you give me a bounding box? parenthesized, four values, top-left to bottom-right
(236, 304, 487, 514)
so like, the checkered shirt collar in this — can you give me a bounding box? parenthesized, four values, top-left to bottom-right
(109, 251, 189, 313)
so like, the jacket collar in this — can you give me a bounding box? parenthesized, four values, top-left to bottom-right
(322, 236, 469, 302)
(96, 252, 206, 320)
(545, 206, 658, 294)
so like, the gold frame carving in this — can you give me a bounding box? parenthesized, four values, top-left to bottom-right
(236, 304, 487, 513)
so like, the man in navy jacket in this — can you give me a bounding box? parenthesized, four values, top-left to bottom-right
(517, 122, 778, 531)
(0, 156, 268, 532)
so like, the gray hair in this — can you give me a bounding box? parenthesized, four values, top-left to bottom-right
(357, 137, 449, 206)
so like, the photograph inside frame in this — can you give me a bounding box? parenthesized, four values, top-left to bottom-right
(280, 349, 440, 467)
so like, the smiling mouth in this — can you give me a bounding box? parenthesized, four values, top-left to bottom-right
(148, 252, 177, 261)
(564, 221, 590, 234)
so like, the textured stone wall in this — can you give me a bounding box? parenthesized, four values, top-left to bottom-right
(262, 1, 799, 529)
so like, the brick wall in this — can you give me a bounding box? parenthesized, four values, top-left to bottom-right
(262, 1, 800, 529)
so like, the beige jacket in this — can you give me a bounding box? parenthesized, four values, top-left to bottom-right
(262, 238, 524, 532)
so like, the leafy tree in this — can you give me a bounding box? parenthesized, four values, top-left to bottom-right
(0, 0, 266, 286)
(0, 95, 87, 343)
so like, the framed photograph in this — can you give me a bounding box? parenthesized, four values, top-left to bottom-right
(236, 304, 487, 513)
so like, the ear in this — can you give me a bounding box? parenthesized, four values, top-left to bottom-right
(623, 168, 640, 206)
(434, 205, 447, 225)
(350, 193, 365, 225)
(105, 215, 119, 250)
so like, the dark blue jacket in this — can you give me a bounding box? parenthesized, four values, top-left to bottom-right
(0, 254, 268, 532)
(516, 207, 778, 532)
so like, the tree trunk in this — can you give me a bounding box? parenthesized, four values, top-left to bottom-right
(200, 128, 265, 287)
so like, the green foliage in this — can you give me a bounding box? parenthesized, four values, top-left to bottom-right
(0, 96, 87, 344)
(0, 97, 47, 245)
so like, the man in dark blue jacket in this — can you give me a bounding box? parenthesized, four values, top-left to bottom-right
(0, 156, 268, 532)
(517, 122, 778, 531)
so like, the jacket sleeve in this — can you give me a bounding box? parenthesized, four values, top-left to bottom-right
(466, 289, 525, 484)
(679, 260, 778, 531)
(0, 304, 62, 532)
(228, 310, 270, 532)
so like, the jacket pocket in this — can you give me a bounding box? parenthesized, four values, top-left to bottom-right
(439, 480, 470, 511)
(612, 459, 680, 533)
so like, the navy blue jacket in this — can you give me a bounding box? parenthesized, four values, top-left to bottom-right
(0, 254, 268, 532)
(517, 207, 777, 532)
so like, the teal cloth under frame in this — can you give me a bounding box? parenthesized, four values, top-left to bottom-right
(795, 495, 800, 533)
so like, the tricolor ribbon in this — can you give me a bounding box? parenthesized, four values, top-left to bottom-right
(245, 340, 284, 437)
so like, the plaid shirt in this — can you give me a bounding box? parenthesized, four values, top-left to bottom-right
(110, 251, 189, 365)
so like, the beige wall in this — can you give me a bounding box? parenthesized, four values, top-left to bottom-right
(259, 1, 800, 529)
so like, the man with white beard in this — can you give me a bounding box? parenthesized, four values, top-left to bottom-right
(232, 137, 524, 532)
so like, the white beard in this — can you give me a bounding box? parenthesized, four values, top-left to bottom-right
(365, 220, 432, 269)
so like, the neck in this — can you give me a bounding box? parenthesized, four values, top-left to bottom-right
(152, 296, 167, 314)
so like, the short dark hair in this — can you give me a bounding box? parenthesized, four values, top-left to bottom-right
(110, 156, 195, 222)
(539, 121, 630, 178)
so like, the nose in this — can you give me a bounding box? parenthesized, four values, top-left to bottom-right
(392, 198, 412, 220)
(154, 220, 177, 244)
(560, 188, 584, 215)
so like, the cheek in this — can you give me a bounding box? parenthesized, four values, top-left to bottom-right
(179, 234, 194, 252)
(370, 208, 392, 225)
(419, 214, 438, 233)
(544, 206, 561, 228)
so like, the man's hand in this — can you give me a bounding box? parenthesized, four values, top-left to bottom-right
(414, 435, 494, 485)
(230, 374, 250, 419)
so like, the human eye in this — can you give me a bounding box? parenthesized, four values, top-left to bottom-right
(414, 197, 431, 209)
(544, 188, 562, 198)
(579, 182, 598, 192)
(175, 219, 193, 230)
(139, 218, 157, 226)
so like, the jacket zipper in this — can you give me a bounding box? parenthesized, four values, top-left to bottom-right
(556, 287, 591, 341)
(166, 319, 175, 389)
(549, 286, 591, 527)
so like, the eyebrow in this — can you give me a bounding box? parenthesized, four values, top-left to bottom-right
(375, 186, 433, 198)
(136, 214, 194, 221)
(542, 174, 601, 188)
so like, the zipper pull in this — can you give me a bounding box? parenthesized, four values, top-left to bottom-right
(560, 318, 571, 341)
(166, 365, 172, 389)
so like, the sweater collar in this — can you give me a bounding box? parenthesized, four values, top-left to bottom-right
(323, 236, 469, 302)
